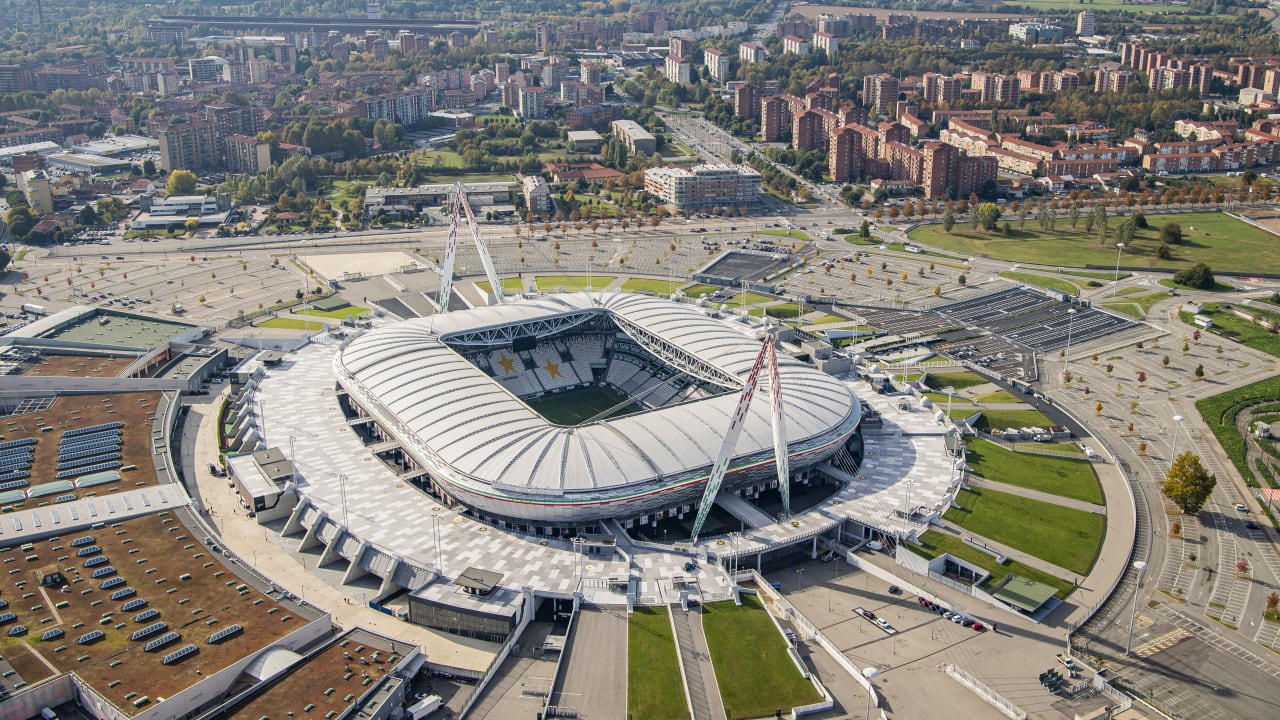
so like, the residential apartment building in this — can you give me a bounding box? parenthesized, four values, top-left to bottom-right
(643, 164, 761, 210)
(739, 42, 765, 64)
(922, 73, 960, 104)
(612, 119, 657, 155)
(734, 83, 761, 120)
(781, 35, 810, 56)
(664, 54, 691, 84)
(517, 86, 545, 119)
(811, 32, 839, 56)
(225, 134, 272, 175)
(703, 48, 729, 83)
(522, 174, 552, 216)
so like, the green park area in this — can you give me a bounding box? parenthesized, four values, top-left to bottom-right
(622, 277, 682, 294)
(908, 531, 1076, 600)
(945, 488, 1105, 576)
(922, 370, 987, 391)
(534, 275, 617, 292)
(1103, 291, 1171, 318)
(999, 271, 1082, 297)
(475, 278, 526, 295)
(972, 389, 1020, 404)
(758, 228, 811, 241)
(1181, 303, 1280, 358)
(297, 305, 370, 320)
(257, 317, 323, 330)
(702, 595, 821, 720)
(628, 606, 689, 720)
(971, 408, 1054, 430)
(1196, 375, 1280, 491)
(963, 437, 1103, 504)
(909, 212, 1280, 273)
(682, 284, 777, 305)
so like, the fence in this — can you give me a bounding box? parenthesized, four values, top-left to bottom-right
(976, 433, 1088, 460)
(943, 664, 1026, 720)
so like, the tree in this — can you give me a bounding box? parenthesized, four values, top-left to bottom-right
(1160, 222, 1183, 245)
(142, 158, 157, 177)
(166, 170, 198, 196)
(1194, 364, 1204, 379)
(942, 209, 955, 234)
(859, 219, 871, 238)
(1162, 451, 1217, 515)
(957, 274, 966, 286)
(1173, 263, 1215, 289)
(976, 202, 1001, 232)
(1162, 354, 1170, 367)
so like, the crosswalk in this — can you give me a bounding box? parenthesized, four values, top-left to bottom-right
(1130, 628, 1191, 659)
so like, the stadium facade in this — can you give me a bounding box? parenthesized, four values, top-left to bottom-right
(335, 293, 861, 529)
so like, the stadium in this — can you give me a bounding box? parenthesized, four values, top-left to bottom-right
(334, 292, 862, 531)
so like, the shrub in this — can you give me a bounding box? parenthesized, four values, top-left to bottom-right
(1173, 262, 1215, 289)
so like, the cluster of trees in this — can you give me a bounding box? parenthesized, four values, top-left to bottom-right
(275, 119, 372, 160)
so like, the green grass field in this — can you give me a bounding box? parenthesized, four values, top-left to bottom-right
(751, 302, 804, 319)
(257, 317, 325, 330)
(972, 390, 1020, 404)
(973, 408, 1054, 430)
(758, 228, 811, 241)
(1101, 291, 1169, 319)
(1012, 441, 1085, 456)
(907, 531, 1076, 600)
(702, 595, 822, 720)
(534, 275, 617, 292)
(945, 488, 1106, 575)
(1196, 375, 1280, 488)
(682, 284, 777, 305)
(999, 271, 1081, 297)
(528, 386, 641, 425)
(909, 212, 1280, 273)
(964, 437, 1103, 504)
(475, 278, 527, 294)
(628, 606, 689, 720)
(297, 305, 370, 320)
(923, 370, 987, 391)
(622, 277, 682, 294)
(1158, 277, 1234, 292)
(1182, 304, 1280, 358)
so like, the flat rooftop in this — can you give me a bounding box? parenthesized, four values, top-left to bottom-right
(993, 575, 1059, 612)
(0, 511, 310, 716)
(1, 391, 166, 511)
(38, 310, 197, 350)
(227, 628, 408, 720)
(19, 352, 139, 378)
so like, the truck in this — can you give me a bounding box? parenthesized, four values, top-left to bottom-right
(406, 695, 443, 719)
(171, 303, 185, 314)
(20, 303, 45, 316)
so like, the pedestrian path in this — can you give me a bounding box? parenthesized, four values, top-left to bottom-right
(671, 604, 727, 720)
(966, 476, 1107, 514)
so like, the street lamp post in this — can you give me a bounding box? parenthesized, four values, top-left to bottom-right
(1125, 560, 1149, 655)
(1061, 308, 1078, 383)
(1112, 243, 1126, 297)
(862, 667, 879, 719)
(1169, 415, 1186, 469)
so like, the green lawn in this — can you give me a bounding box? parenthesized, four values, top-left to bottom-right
(1103, 291, 1171, 318)
(475, 278, 527, 294)
(622, 277, 681, 294)
(999, 271, 1081, 297)
(758, 228, 811, 241)
(297, 305, 370, 320)
(909, 212, 1280, 273)
(257, 317, 324, 330)
(1012, 441, 1085, 457)
(1061, 269, 1132, 281)
(973, 408, 1054, 430)
(964, 437, 1103, 504)
(751, 302, 804, 319)
(923, 370, 987, 391)
(1182, 304, 1280, 358)
(945, 488, 1106, 575)
(972, 390, 1020, 404)
(528, 386, 641, 425)
(534, 275, 617, 292)
(1158, 278, 1235, 292)
(628, 606, 689, 720)
(1102, 302, 1142, 318)
(1196, 375, 1280, 489)
(681, 283, 777, 305)
(907, 531, 1076, 600)
(701, 595, 821, 720)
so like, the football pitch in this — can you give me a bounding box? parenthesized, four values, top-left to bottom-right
(529, 385, 645, 425)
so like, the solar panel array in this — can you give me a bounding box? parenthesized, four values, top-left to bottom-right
(40, 628, 64, 641)
(84, 556, 109, 568)
(0, 612, 16, 624)
(77, 630, 105, 645)
(121, 598, 147, 612)
(58, 429, 121, 448)
(130, 622, 168, 641)
(71, 536, 96, 547)
(143, 631, 180, 652)
(207, 624, 243, 644)
(90, 566, 116, 579)
(0, 437, 35, 450)
(58, 445, 121, 462)
(161, 644, 198, 665)
(109, 587, 136, 601)
(55, 453, 122, 472)
(56, 460, 122, 479)
(7, 625, 26, 636)
(76, 545, 102, 557)
(63, 422, 122, 438)
(58, 439, 120, 459)
(0, 476, 30, 489)
(132, 608, 158, 623)
(100, 577, 125, 590)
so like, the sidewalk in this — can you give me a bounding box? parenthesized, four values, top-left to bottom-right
(183, 391, 499, 672)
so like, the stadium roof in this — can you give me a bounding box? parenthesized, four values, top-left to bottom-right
(336, 293, 858, 496)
